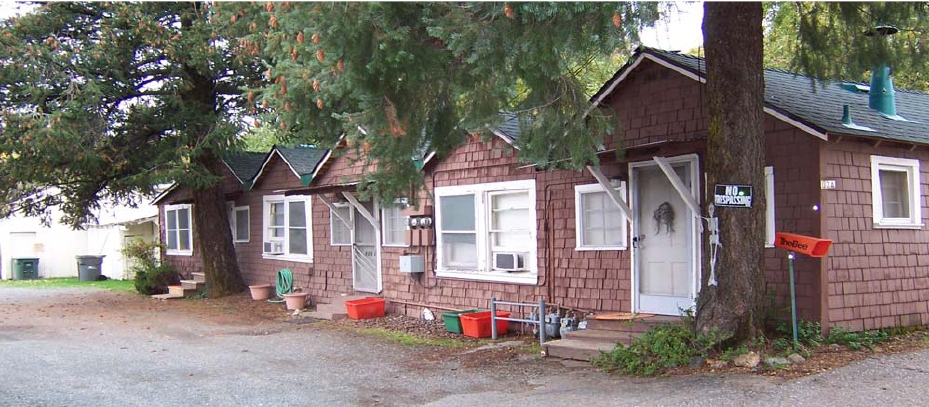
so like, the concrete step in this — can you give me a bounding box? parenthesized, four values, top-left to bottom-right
(168, 285, 200, 297)
(584, 315, 681, 333)
(152, 293, 184, 300)
(191, 272, 206, 283)
(563, 329, 636, 345)
(545, 338, 616, 362)
(180, 280, 205, 290)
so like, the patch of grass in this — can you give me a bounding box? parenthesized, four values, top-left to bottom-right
(777, 320, 823, 348)
(0, 277, 135, 292)
(592, 322, 723, 376)
(721, 345, 749, 362)
(826, 326, 888, 351)
(357, 327, 472, 348)
(522, 342, 543, 356)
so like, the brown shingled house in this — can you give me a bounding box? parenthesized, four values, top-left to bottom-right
(153, 145, 328, 290)
(284, 47, 929, 359)
(157, 47, 929, 360)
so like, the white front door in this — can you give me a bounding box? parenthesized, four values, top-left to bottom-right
(352, 201, 381, 293)
(631, 156, 699, 315)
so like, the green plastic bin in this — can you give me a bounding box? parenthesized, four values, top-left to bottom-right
(441, 309, 481, 334)
(12, 258, 40, 280)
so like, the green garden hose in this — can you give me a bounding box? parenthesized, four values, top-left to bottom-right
(267, 268, 293, 303)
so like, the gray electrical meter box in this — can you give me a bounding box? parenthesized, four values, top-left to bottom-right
(399, 255, 424, 273)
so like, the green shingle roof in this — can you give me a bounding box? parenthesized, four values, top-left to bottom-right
(276, 146, 328, 176)
(223, 151, 267, 184)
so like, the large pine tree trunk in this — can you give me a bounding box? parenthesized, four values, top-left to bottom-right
(191, 153, 247, 297)
(695, 2, 766, 342)
(179, 7, 246, 298)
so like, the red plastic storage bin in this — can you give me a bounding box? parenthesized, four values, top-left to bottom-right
(345, 297, 386, 320)
(458, 311, 510, 338)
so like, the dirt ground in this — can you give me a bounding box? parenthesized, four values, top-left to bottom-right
(131, 291, 929, 379)
(7, 287, 926, 379)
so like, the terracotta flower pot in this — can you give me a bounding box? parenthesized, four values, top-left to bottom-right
(249, 284, 272, 301)
(283, 292, 309, 310)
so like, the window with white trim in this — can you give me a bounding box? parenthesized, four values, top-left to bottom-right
(262, 195, 313, 260)
(870, 155, 922, 229)
(765, 166, 775, 247)
(330, 203, 352, 246)
(574, 182, 628, 250)
(381, 203, 408, 247)
(435, 179, 537, 284)
(165, 204, 193, 256)
(226, 203, 250, 243)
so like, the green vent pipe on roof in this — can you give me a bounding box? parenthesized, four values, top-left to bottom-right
(866, 25, 901, 119)
(868, 63, 897, 117)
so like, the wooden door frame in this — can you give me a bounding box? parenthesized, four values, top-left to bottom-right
(343, 195, 382, 293)
(629, 154, 702, 315)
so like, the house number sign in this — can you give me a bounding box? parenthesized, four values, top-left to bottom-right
(714, 184, 753, 208)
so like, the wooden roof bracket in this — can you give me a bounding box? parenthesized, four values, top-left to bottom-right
(586, 165, 633, 220)
(318, 194, 351, 229)
(652, 156, 703, 222)
(342, 191, 379, 228)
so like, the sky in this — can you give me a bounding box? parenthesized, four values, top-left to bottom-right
(0, 1, 28, 20)
(639, 2, 705, 52)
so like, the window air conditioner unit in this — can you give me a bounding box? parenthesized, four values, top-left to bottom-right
(263, 241, 284, 254)
(493, 252, 525, 272)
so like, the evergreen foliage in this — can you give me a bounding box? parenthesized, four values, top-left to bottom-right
(764, 2, 929, 91)
(0, 2, 261, 225)
(0, 2, 256, 296)
(223, 2, 660, 202)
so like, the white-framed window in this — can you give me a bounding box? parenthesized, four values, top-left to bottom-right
(870, 155, 922, 229)
(165, 204, 193, 256)
(262, 195, 313, 261)
(434, 179, 537, 284)
(330, 203, 352, 246)
(228, 205, 250, 243)
(574, 182, 628, 250)
(765, 166, 775, 247)
(381, 202, 408, 247)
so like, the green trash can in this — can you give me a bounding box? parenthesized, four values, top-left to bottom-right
(76, 255, 105, 281)
(12, 258, 40, 280)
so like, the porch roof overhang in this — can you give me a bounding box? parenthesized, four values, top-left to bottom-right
(92, 214, 159, 228)
(283, 182, 358, 197)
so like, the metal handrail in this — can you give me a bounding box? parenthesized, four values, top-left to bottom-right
(490, 297, 547, 347)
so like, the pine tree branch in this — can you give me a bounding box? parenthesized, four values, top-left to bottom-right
(213, 82, 243, 97)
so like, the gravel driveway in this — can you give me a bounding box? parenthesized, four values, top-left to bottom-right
(1, 286, 927, 407)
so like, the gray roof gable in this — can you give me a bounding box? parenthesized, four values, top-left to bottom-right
(598, 47, 929, 146)
(223, 151, 267, 184)
(493, 112, 522, 141)
(276, 145, 328, 176)
(247, 145, 329, 190)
